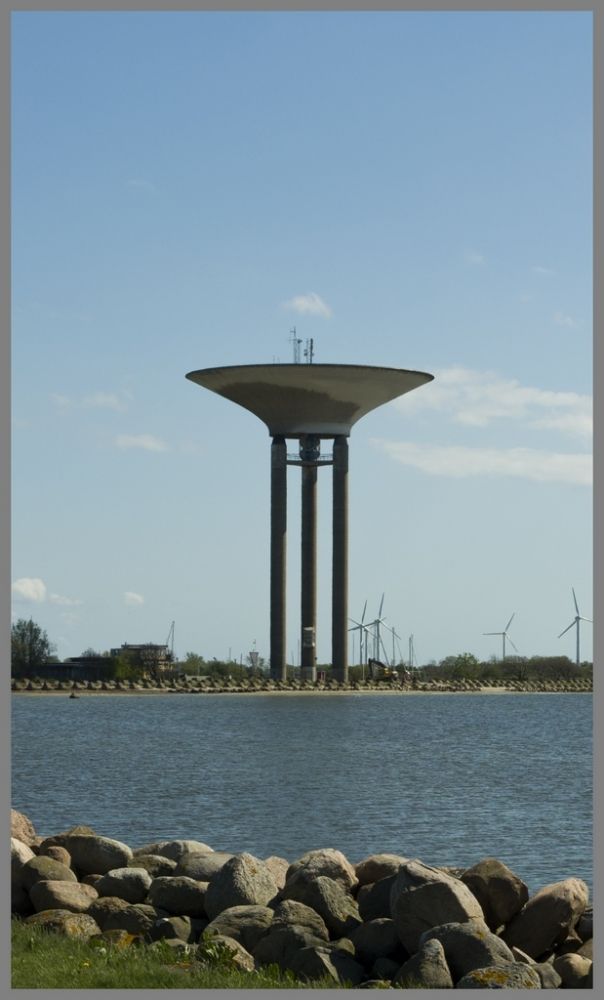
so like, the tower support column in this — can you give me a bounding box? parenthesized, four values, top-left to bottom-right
(300, 436, 318, 681)
(270, 435, 287, 680)
(332, 435, 349, 683)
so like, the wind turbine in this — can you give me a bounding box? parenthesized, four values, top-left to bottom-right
(348, 600, 372, 675)
(367, 593, 389, 664)
(558, 588, 592, 666)
(483, 612, 518, 660)
(385, 623, 404, 666)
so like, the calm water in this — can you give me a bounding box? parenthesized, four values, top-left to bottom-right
(12, 693, 592, 895)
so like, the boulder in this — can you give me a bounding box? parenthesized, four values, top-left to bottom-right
(355, 854, 408, 886)
(173, 851, 233, 881)
(348, 918, 403, 967)
(39, 832, 133, 876)
(133, 839, 213, 862)
(390, 860, 484, 954)
(252, 923, 327, 970)
(11, 838, 35, 886)
(287, 943, 366, 986)
(203, 904, 274, 953)
(24, 908, 101, 939)
(204, 853, 279, 920)
(100, 903, 167, 937)
(279, 871, 362, 938)
(270, 899, 329, 940)
(455, 962, 542, 988)
(419, 919, 515, 980)
(370, 956, 400, 981)
(87, 896, 131, 930)
(38, 844, 72, 867)
(95, 867, 153, 904)
(460, 857, 528, 930)
(146, 876, 209, 917)
(286, 848, 358, 892)
(552, 952, 592, 988)
(502, 878, 589, 958)
(263, 855, 289, 890)
(197, 933, 256, 972)
(11, 808, 38, 847)
(127, 854, 177, 878)
(393, 937, 454, 989)
(29, 879, 99, 913)
(147, 915, 199, 944)
(20, 855, 78, 892)
(357, 875, 396, 921)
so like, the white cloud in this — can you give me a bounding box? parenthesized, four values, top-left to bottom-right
(50, 393, 72, 408)
(464, 250, 485, 265)
(124, 591, 144, 606)
(115, 434, 168, 452)
(553, 311, 577, 328)
(12, 577, 47, 602)
(284, 292, 333, 317)
(372, 439, 592, 486)
(393, 366, 592, 440)
(532, 265, 555, 276)
(83, 392, 127, 412)
(49, 593, 83, 607)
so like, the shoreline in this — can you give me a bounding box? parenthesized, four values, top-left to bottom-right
(12, 685, 592, 697)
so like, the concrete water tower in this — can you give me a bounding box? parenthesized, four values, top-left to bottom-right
(186, 360, 433, 682)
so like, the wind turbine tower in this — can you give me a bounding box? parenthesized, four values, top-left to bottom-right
(484, 612, 518, 661)
(558, 588, 592, 666)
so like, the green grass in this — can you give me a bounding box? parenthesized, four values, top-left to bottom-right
(11, 918, 343, 989)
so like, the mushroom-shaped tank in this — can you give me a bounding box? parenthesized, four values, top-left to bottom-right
(186, 364, 434, 438)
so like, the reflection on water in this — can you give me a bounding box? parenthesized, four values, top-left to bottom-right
(12, 692, 592, 895)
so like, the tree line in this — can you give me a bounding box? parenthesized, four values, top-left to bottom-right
(11, 618, 593, 683)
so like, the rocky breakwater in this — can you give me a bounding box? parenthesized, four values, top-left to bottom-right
(11, 809, 593, 988)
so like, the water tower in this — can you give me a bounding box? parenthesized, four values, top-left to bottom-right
(186, 359, 433, 682)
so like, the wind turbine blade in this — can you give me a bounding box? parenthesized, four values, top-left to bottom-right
(505, 612, 515, 632)
(558, 621, 575, 638)
(572, 587, 579, 615)
(348, 618, 361, 627)
(508, 638, 519, 653)
(378, 593, 385, 618)
(579, 617, 593, 624)
(361, 600, 367, 624)
(483, 632, 501, 636)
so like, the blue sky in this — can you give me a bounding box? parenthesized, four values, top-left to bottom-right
(11, 10, 593, 666)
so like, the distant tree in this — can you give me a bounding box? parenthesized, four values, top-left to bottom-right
(183, 652, 206, 675)
(11, 619, 56, 677)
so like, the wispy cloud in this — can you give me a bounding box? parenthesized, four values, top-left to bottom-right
(464, 250, 485, 265)
(124, 591, 144, 606)
(51, 390, 129, 412)
(532, 265, 555, 276)
(372, 440, 592, 486)
(115, 434, 168, 452)
(553, 311, 578, 329)
(12, 577, 47, 602)
(126, 178, 157, 194)
(393, 366, 592, 440)
(12, 577, 82, 606)
(283, 292, 333, 318)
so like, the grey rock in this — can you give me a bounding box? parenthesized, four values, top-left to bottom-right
(128, 854, 177, 878)
(173, 851, 233, 881)
(286, 848, 358, 892)
(371, 956, 400, 981)
(204, 853, 279, 920)
(357, 876, 396, 921)
(390, 860, 484, 954)
(455, 962, 542, 988)
(11, 838, 35, 886)
(534, 962, 562, 988)
(96, 867, 153, 903)
(147, 876, 209, 917)
(348, 918, 402, 967)
(279, 871, 362, 938)
(87, 896, 131, 930)
(24, 908, 101, 939)
(12, 883, 34, 916)
(354, 854, 408, 886)
(393, 937, 454, 989)
(263, 855, 289, 890)
(103, 903, 168, 937)
(253, 923, 327, 970)
(21, 856, 78, 892)
(38, 844, 72, 868)
(287, 943, 366, 985)
(29, 879, 98, 913)
(39, 833, 133, 876)
(271, 899, 329, 940)
(147, 915, 197, 943)
(203, 904, 274, 953)
(460, 857, 528, 931)
(11, 809, 38, 847)
(552, 952, 592, 988)
(502, 877, 589, 958)
(419, 918, 515, 980)
(133, 839, 213, 862)
(197, 933, 256, 972)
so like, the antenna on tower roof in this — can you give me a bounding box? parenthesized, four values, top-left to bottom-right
(289, 327, 302, 364)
